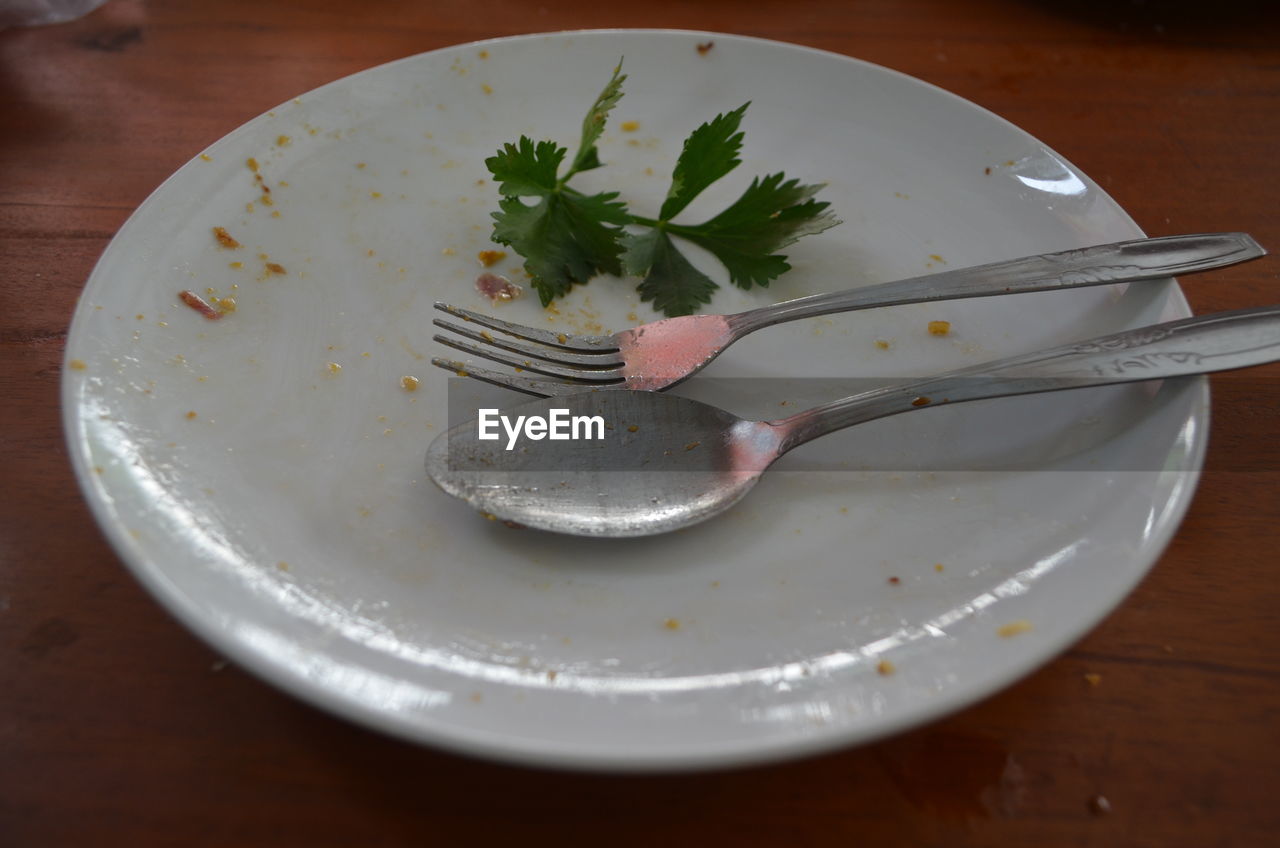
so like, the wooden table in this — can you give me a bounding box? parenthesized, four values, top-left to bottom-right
(3, 1, 1277, 844)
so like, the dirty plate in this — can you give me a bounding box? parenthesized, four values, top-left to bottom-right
(62, 30, 1202, 770)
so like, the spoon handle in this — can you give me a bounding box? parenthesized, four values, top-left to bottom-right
(775, 305, 1280, 451)
(726, 233, 1264, 337)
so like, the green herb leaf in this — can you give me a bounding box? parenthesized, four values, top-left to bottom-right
(568, 61, 626, 178)
(491, 190, 630, 305)
(671, 173, 841, 290)
(658, 103, 748, 221)
(622, 229, 718, 317)
(485, 137, 565, 196)
(484, 77, 632, 305)
(481, 62, 840, 317)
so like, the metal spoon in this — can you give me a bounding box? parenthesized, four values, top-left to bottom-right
(426, 306, 1280, 537)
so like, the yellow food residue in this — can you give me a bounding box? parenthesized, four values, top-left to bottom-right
(928, 320, 951, 336)
(997, 619, 1033, 638)
(477, 249, 506, 267)
(400, 375, 420, 392)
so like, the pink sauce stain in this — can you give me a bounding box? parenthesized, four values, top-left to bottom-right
(615, 314, 735, 389)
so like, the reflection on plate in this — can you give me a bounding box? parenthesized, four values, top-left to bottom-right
(62, 30, 1202, 770)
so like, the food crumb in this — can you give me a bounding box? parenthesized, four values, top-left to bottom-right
(199, 154, 212, 162)
(663, 618, 681, 631)
(888, 576, 901, 585)
(477, 249, 506, 267)
(68, 358, 87, 371)
(469, 692, 483, 703)
(997, 619, 1033, 638)
(627, 424, 639, 433)
(620, 120, 640, 132)
(370, 191, 382, 199)
(326, 362, 342, 375)
(265, 262, 286, 275)
(481, 83, 493, 95)
(928, 320, 951, 336)
(911, 396, 931, 407)
(1088, 794, 1112, 816)
(929, 254, 945, 263)
(984, 166, 992, 175)
(684, 441, 701, 451)
(229, 261, 243, 269)
(276, 561, 289, 572)
(246, 157, 259, 173)
(875, 339, 891, 350)
(876, 660, 895, 676)
(696, 41, 714, 54)
(213, 226, 241, 249)
(185, 411, 197, 420)
(400, 375, 420, 392)
(1084, 672, 1102, 686)
(276, 135, 291, 147)
(934, 563, 944, 572)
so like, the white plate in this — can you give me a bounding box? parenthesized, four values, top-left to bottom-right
(63, 30, 1203, 771)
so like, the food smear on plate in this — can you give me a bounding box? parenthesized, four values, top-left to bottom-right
(475, 272, 522, 302)
(476, 249, 506, 267)
(928, 320, 951, 336)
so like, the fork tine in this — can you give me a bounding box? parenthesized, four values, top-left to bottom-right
(433, 318, 625, 368)
(434, 302, 619, 352)
(433, 333, 626, 382)
(431, 357, 607, 398)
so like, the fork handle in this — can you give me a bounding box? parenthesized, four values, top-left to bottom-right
(774, 304, 1280, 450)
(725, 233, 1264, 336)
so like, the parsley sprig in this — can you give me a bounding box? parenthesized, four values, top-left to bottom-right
(484, 62, 840, 317)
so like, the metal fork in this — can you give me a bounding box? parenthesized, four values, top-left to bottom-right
(432, 232, 1264, 396)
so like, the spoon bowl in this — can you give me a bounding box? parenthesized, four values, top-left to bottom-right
(426, 391, 776, 537)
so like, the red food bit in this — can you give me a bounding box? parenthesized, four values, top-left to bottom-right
(475, 272, 522, 302)
(179, 290, 223, 320)
(887, 576, 901, 585)
(697, 41, 714, 55)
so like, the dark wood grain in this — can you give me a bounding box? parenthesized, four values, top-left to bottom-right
(3, 1, 1278, 845)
